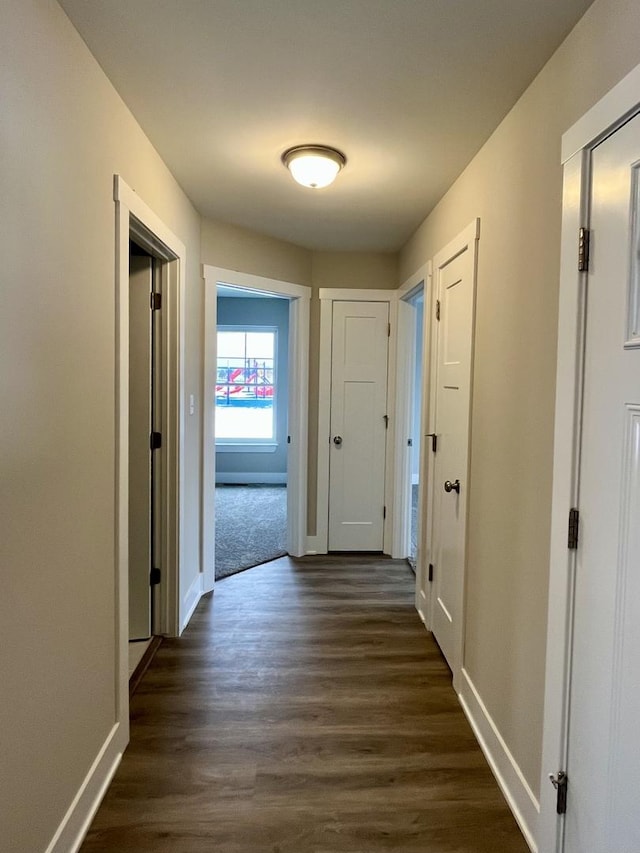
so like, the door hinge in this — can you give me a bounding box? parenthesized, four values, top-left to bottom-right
(549, 771, 568, 815)
(428, 563, 434, 582)
(436, 299, 441, 321)
(578, 227, 590, 272)
(150, 292, 162, 310)
(150, 431, 162, 450)
(426, 433, 437, 452)
(383, 505, 387, 519)
(387, 322, 391, 337)
(568, 507, 580, 550)
(287, 435, 291, 444)
(150, 567, 161, 586)
(407, 438, 413, 447)
(383, 414, 389, 429)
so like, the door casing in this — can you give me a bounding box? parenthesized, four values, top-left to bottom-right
(201, 265, 311, 579)
(114, 175, 187, 743)
(539, 60, 640, 852)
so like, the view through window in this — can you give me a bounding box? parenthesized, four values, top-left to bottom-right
(215, 328, 276, 441)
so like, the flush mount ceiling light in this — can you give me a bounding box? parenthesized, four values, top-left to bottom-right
(281, 145, 346, 189)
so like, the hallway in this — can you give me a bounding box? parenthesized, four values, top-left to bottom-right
(81, 556, 528, 852)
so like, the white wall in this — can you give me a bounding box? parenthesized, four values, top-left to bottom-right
(0, 1, 202, 850)
(400, 0, 640, 807)
(201, 218, 312, 286)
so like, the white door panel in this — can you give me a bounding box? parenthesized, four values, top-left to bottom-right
(564, 113, 640, 853)
(329, 301, 389, 551)
(430, 234, 477, 674)
(129, 254, 153, 640)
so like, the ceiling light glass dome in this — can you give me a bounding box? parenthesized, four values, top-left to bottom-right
(282, 145, 346, 189)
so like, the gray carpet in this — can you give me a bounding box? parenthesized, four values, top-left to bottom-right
(215, 484, 287, 580)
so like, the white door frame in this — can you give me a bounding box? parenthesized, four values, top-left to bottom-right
(114, 175, 186, 735)
(539, 62, 640, 852)
(201, 266, 311, 585)
(392, 263, 432, 563)
(313, 289, 398, 555)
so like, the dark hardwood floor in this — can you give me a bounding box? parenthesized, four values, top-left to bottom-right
(81, 555, 529, 852)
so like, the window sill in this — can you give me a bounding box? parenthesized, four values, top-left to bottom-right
(215, 443, 278, 454)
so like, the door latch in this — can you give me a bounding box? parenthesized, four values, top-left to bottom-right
(549, 771, 568, 815)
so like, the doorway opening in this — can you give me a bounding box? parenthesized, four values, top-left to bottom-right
(394, 285, 426, 569)
(214, 289, 290, 579)
(114, 175, 191, 742)
(407, 290, 424, 571)
(128, 239, 161, 675)
(390, 265, 431, 576)
(202, 266, 311, 588)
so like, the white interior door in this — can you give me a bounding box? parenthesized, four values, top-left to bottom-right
(563, 112, 640, 853)
(430, 228, 477, 673)
(328, 301, 389, 551)
(128, 253, 153, 640)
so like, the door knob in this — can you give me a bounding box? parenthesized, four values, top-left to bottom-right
(444, 479, 460, 494)
(333, 435, 343, 446)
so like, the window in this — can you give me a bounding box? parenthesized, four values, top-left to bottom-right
(215, 327, 276, 443)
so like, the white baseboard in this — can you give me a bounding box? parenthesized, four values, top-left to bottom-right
(415, 591, 428, 627)
(304, 535, 326, 555)
(458, 668, 539, 852)
(45, 723, 125, 853)
(215, 473, 287, 484)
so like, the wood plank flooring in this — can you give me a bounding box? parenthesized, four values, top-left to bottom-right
(81, 556, 529, 853)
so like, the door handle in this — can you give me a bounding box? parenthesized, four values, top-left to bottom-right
(444, 479, 460, 494)
(333, 435, 343, 446)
